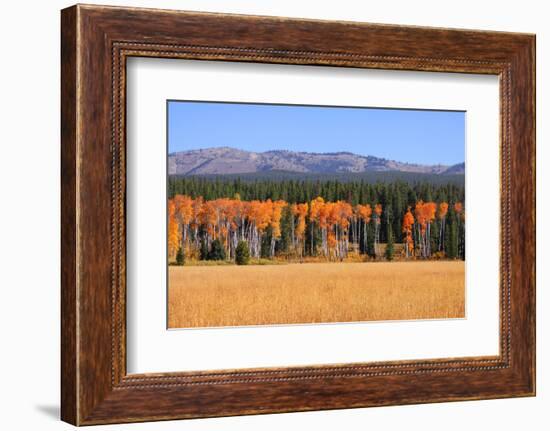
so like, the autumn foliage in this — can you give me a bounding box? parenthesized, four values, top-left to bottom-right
(414, 200, 437, 258)
(168, 195, 464, 263)
(402, 207, 415, 258)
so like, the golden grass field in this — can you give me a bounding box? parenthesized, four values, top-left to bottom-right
(168, 261, 465, 328)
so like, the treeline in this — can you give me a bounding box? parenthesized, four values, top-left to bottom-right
(175, 170, 466, 186)
(168, 176, 465, 247)
(168, 193, 466, 265)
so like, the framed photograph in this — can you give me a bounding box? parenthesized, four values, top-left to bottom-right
(61, 4, 535, 425)
(164, 101, 466, 330)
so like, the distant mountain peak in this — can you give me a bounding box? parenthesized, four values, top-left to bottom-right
(168, 147, 462, 176)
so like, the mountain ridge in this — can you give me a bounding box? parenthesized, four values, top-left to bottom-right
(168, 146, 464, 176)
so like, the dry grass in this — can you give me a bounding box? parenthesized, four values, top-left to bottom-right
(168, 261, 465, 328)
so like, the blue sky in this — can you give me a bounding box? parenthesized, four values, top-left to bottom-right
(168, 101, 465, 165)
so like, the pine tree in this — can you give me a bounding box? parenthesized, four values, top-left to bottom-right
(175, 247, 185, 265)
(235, 240, 250, 265)
(458, 220, 466, 260)
(446, 216, 458, 259)
(260, 231, 271, 258)
(199, 239, 209, 261)
(207, 239, 226, 261)
(276, 205, 292, 254)
(367, 224, 376, 258)
(385, 224, 395, 261)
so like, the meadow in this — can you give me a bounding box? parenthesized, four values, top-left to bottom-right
(168, 260, 465, 328)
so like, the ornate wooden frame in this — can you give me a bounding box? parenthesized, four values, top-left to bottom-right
(61, 4, 535, 425)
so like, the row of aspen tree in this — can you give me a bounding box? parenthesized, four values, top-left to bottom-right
(168, 192, 465, 264)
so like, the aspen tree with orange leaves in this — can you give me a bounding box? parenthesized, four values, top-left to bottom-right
(173, 194, 193, 259)
(168, 199, 182, 260)
(402, 207, 415, 258)
(269, 200, 286, 257)
(414, 200, 437, 258)
(454, 202, 463, 214)
(309, 197, 325, 256)
(292, 203, 308, 259)
(355, 203, 372, 256)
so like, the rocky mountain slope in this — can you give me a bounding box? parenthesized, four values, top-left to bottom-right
(168, 147, 464, 176)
